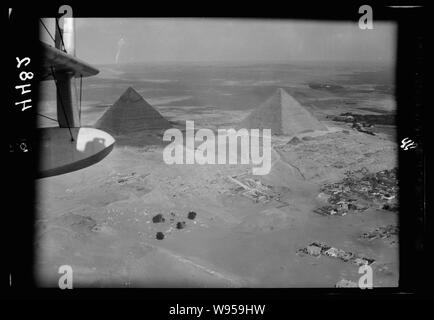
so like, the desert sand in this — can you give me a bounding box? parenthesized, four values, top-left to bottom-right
(35, 62, 398, 288)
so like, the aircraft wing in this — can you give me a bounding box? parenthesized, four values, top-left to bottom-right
(39, 41, 99, 80)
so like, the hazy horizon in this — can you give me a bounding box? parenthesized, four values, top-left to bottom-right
(40, 18, 397, 66)
(93, 59, 395, 67)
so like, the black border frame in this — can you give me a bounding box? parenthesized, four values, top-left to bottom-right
(4, 0, 429, 303)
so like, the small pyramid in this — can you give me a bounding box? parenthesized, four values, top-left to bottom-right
(240, 88, 326, 136)
(95, 87, 172, 135)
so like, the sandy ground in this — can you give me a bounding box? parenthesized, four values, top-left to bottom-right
(35, 127, 398, 288)
(36, 62, 397, 287)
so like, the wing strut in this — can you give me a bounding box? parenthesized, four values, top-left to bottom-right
(50, 66, 74, 141)
(53, 13, 80, 128)
(55, 17, 67, 53)
(79, 75, 83, 123)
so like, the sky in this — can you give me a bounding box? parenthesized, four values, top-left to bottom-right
(40, 18, 396, 65)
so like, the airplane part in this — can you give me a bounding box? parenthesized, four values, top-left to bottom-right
(37, 127, 115, 178)
(55, 15, 77, 129)
(37, 11, 115, 178)
(55, 13, 75, 56)
(39, 43, 99, 80)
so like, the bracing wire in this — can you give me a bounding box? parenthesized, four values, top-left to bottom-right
(36, 113, 58, 123)
(54, 17, 67, 53)
(39, 19, 55, 44)
(50, 66, 74, 142)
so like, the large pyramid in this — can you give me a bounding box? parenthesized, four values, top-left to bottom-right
(95, 87, 172, 135)
(240, 88, 327, 136)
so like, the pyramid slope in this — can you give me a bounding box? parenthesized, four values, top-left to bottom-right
(95, 87, 172, 135)
(241, 88, 326, 136)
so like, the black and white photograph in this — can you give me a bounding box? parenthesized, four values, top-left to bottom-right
(4, 2, 428, 304)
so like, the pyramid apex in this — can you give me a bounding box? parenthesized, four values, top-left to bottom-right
(94, 85, 172, 135)
(124, 86, 139, 94)
(120, 86, 142, 102)
(241, 86, 326, 135)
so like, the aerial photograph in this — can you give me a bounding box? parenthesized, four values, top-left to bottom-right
(35, 18, 398, 287)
